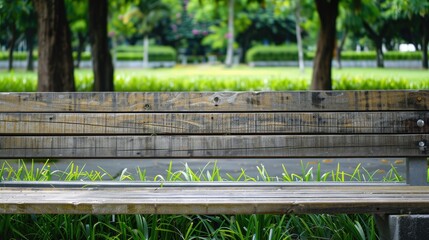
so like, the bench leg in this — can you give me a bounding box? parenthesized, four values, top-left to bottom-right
(375, 214, 429, 240)
(388, 215, 429, 240)
(374, 214, 390, 240)
(406, 157, 428, 186)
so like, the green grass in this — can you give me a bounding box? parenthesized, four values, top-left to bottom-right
(0, 159, 412, 240)
(0, 66, 428, 92)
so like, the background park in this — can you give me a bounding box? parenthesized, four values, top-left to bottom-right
(0, 0, 428, 239)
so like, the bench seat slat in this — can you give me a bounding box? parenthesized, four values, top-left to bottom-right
(1, 134, 427, 158)
(1, 186, 429, 214)
(1, 112, 427, 135)
(1, 91, 427, 112)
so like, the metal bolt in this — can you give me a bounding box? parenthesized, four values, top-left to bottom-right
(419, 141, 427, 153)
(417, 119, 425, 128)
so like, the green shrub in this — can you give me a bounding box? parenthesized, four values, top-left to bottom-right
(246, 45, 299, 62)
(72, 51, 91, 61)
(116, 46, 176, 61)
(0, 46, 177, 62)
(384, 51, 422, 60)
(0, 52, 31, 61)
(340, 51, 422, 60)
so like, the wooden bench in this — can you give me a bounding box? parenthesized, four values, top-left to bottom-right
(0, 90, 428, 238)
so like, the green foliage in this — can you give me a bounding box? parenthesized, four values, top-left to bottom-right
(246, 45, 299, 62)
(340, 51, 422, 60)
(246, 49, 423, 62)
(0, 46, 177, 62)
(0, 52, 30, 61)
(116, 46, 177, 61)
(0, 68, 428, 92)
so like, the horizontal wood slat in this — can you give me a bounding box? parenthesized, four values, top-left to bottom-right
(1, 185, 429, 214)
(1, 91, 428, 112)
(1, 135, 426, 159)
(1, 112, 427, 135)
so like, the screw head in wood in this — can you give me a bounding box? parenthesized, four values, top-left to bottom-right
(417, 119, 425, 128)
(419, 141, 427, 153)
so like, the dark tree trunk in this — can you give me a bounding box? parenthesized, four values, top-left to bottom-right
(362, 21, 384, 68)
(33, 0, 75, 92)
(336, 30, 347, 70)
(8, 25, 17, 72)
(311, 0, 339, 90)
(375, 39, 384, 68)
(88, 0, 114, 91)
(26, 27, 36, 71)
(75, 33, 86, 69)
(422, 16, 428, 69)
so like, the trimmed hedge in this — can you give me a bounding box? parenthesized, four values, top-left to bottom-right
(116, 46, 176, 61)
(1, 48, 421, 62)
(0, 52, 30, 61)
(0, 46, 177, 62)
(246, 45, 299, 62)
(246, 46, 423, 62)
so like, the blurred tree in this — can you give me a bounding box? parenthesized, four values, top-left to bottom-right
(272, 0, 313, 73)
(33, 0, 75, 91)
(392, 0, 429, 69)
(66, 0, 88, 69)
(311, 0, 340, 90)
(0, 0, 34, 71)
(189, 0, 260, 66)
(122, 0, 170, 68)
(88, 0, 114, 91)
(239, 3, 295, 62)
(353, 0, 391, 68)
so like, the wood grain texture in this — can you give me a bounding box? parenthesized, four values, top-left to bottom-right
(1, 185, 429, 214)
(1, 91, 428, 112)
(1, 112, 428, 135)
(0, 134, 427, 158)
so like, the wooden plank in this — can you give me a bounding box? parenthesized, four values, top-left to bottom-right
(1, 186, 429, 214)
(0, 181, 408, 188)
(1, 134, 427, 158)
(1, 112, 428, 135)
(1, 91, 428, 112)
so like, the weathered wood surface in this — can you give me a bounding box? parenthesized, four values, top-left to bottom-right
(1, 91, 428, 112)
(1, 112, 427, 135)
(1, 185, 429, 214)
(0, 134, 427, 158)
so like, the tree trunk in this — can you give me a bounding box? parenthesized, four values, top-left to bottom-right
(225, 0, 234, 68)
(422, 16, 428, 69)
(362, 21, 384, 69)
(375, 40, 384, 68)
(143, 34, 149, 68)
(75, 33, 86, 69)
(88, 0, 114, 91)
(26, 27, 36, 71)
(295, 0, 305, 74)
(311, 0, 339, 90)
(33, 0, 75, 92)
(336, 30, 347, 70)
(8, 25, 17, 72)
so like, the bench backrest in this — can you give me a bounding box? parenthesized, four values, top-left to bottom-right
(1, 91, 428, 183)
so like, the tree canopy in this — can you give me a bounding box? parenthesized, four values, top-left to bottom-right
(1, 0, 427, 91)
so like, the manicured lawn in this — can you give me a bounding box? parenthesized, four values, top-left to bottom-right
(0, 65, 428, 92)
